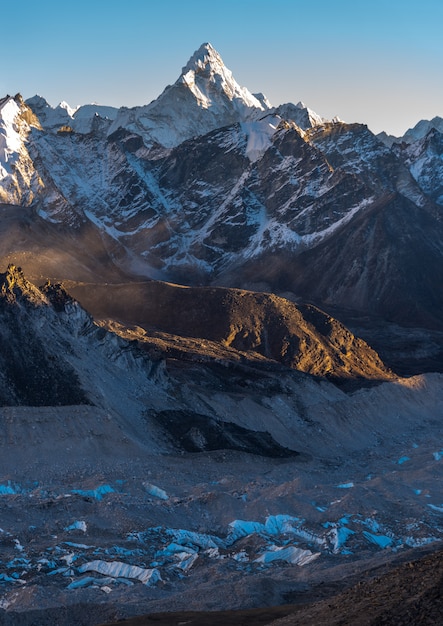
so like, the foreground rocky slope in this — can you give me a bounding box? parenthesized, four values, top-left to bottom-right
(0, 380, 442, 625)
(0, 265, 158, 406)
(0, 266, 441, 624)
(0, 263, 394, 459)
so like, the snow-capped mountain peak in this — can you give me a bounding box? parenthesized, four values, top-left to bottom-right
(274, 101, 325, 130)
(179, 42, 270, 112)
(25, 94, 74, 130)
(0, 96, 23, 163)
(25, 95, 117, 134)
(106, 43, 272, 149)
(58, 100, 78, 118)
(402, 116, 443, 143)
(181, 42, 224, 76)
(253, 92, 272, 109)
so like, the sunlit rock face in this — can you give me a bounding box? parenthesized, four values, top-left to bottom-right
(67, 280, 394, 385)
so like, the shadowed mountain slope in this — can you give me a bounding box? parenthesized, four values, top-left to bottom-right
(0, 264, 161, 418)
(0, 265, 88, 406)
(226, 192, 443, 330)
(290, 193, 443, 329)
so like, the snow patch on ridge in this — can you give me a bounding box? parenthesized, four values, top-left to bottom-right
(243, 197, 374, 260)
(58, 101, 78, 118)
(0, 98, 23, 179)
(241, 116, 280, 162)
(0, 96, 43, 204)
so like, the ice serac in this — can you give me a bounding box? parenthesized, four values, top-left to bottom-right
(108, 42, 272, 148)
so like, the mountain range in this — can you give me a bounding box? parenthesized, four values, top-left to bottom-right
(0, 43, 442, 625)
(1, 43, 443, 338)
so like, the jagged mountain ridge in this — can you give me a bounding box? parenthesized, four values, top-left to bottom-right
(0, 43, 442, 331)
(0, 264, 160, 411)
(0, 264, 87, 406)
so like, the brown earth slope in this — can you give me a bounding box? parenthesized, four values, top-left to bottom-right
(66, 280, 394, 384)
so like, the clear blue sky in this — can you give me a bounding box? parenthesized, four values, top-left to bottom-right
(2, 0, 442, 136)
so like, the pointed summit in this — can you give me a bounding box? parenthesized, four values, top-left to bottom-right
(108, 43, 272, 148)
(181, 42, 223, 75)
(179, 42, 268, 111)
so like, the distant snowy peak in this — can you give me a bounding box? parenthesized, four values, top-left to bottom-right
(59, 100, 78, 118)
(402, 116, 443, 143)
(253, 92, 272, 110)
(0, 94, 40, 131)
(70, 104, 118, 134)
(26, 95, 118, 133)
(0, 96, 33, 160)
(399, 125, 443, 205)
(274, 101, 325, 130)
(0, 97, 23, 179)
(26, 95, 74, 130)
(376, 131, 399, 148)
(377, 117, 443, 148)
